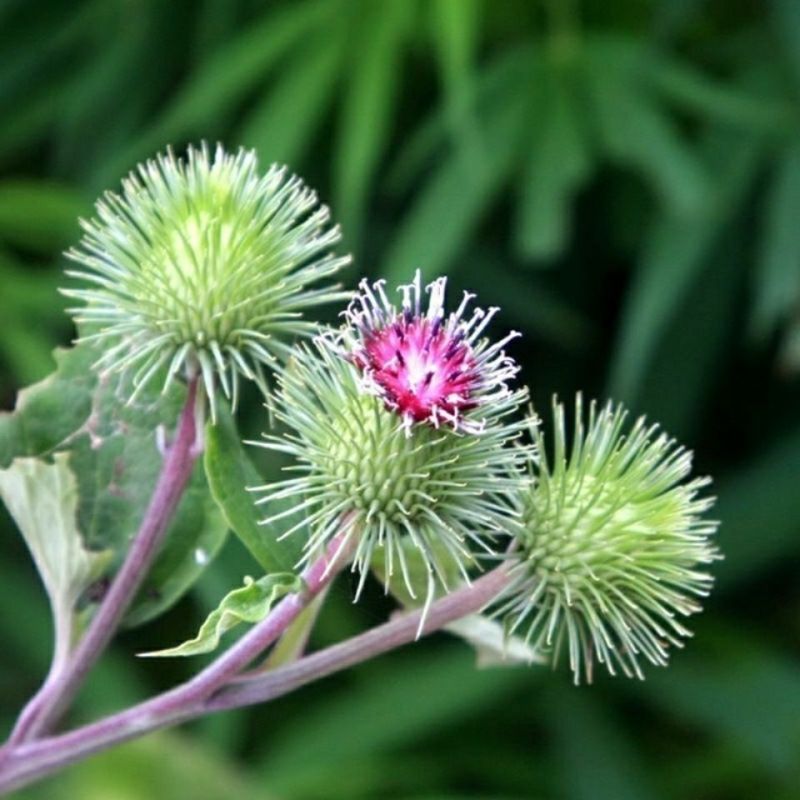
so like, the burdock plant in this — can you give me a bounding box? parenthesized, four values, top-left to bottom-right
(0, 144, 720, 794)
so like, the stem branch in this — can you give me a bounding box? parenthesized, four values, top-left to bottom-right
(0, 565, 510, 794)
(0, 532, 361, 794)
(8, 378, 202, 743)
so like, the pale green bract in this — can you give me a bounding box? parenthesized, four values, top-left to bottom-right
(497, 395, 721, 684)
(62, 143, 351, 416)
(141, 573, 301, 658)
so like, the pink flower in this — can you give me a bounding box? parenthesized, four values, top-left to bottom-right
(344, 271, 521, 432)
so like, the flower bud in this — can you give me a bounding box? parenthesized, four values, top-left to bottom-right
(251, 275, 529, 619)
(62, 143, 350, 414)
(499, 395, 720, 683)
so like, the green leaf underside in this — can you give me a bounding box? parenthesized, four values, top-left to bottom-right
(141, 573, 301, 658)
(0, 341, 227, 627)
(371, 540, 544, 667)
(124, 483, 228, 628)
(0, 453, 111, 657)
(204, 406, 303, 573)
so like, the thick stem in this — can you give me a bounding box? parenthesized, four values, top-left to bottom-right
(0, 564, 510, 795)
(0, 533, 358, 794)
(8, 378, 201, 744)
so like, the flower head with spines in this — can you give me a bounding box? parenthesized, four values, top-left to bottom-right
(62, 143, 350, 416)
(497, 395, 720, 684)
(344, 271, 521, 433)
(251, 279, 529, 626)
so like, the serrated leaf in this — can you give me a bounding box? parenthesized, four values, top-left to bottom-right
(0, 453, 111, 663)
(142, 573, 300, 658)
(204, 407, 302, 573)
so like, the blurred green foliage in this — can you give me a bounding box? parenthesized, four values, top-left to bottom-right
(1, 0, 800, 798)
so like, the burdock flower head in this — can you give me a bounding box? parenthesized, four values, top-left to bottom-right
(252, 274, 528, 619)
(498, 396, 721, 684)
(62, 143, 350, 413)
(344, 270, 521, 433)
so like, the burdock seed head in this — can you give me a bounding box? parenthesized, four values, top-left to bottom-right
(498, 395, 721, 684)
(62, 143, 350, 415)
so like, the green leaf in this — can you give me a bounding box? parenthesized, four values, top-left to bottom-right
(636, 622, 800, 773)
(383, 91, 527, 286)
(547, 687, 662, 800)
(0, 180, 88, 252)
(124, 481, 228, 628)
(714, 422, 800, 589)
(260, 587, 329, 670)
(770, 0, 800, 92)
(0, 253, 65, 385)
(335, 0, 411, 246)
(516, 67, 593, 261)
(24, 731, 282, 800)
(387, 42, 535, 195)
(632, 224, 747, 439)
(607, 132, 762, 404)
(585, 37, 708, 217)
(0, 343, 98, 468)
(256, 646, 532, 793)
(429, 0, 483, 159)
(463, 252, 594, 350)
(650, 53, 795, 134)
(0, 341, 227, 626)
(204, 407, 302, 573)
(752, 143, 800, 340)
(142, 573, 300, 657)
(96, 0, 333, 186)
(238, 30, 344, 167)
(0, 453, 110, 663)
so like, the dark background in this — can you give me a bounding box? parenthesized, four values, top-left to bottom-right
(2, 1, 800, 798)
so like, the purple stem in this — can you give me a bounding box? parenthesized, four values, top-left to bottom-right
(8, 378, 201, 744)
(0, 566, 511, 794)
(211, 564, 512, 711)
(0, 532, 365, 794)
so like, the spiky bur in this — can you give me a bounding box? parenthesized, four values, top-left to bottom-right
(344, 271, 521, 433)
(250, 333, 529, 625)
(62, 143, 350, 416)
(497, 396, 720, 684)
